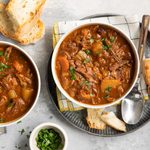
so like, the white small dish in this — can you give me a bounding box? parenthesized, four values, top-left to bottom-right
(29, 122, 68, 150)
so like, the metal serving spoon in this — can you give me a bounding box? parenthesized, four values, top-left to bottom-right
(121, 15, 150, 124)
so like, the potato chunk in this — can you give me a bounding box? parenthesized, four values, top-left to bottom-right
(101, 79, 121, 92)
(8, 90, 17, 99)
(91, 41, 103, 55)
(22, 88, 33, 101)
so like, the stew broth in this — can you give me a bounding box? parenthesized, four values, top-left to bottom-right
(56, 25, 134, 105)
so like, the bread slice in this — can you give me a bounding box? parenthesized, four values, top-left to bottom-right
(144, 59, 150, 85)
(101, 112, 126, 132)
(5, 0, 46, 35)
(143, 59, 150, 93)
(86, 109, 106, 130)
(0, 3, 45, 45)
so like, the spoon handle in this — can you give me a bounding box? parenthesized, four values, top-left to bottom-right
(138, 15, 150, 73)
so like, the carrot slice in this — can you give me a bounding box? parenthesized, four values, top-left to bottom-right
(57, 56, 69, 72)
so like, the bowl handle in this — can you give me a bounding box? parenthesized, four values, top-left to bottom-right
(0, 127, 6, 135)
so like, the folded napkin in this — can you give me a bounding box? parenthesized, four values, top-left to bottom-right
(52, 15, 149, 112)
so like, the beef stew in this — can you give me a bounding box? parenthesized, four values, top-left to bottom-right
(56, 25, 135, 105)
(0, 45, 38, 123)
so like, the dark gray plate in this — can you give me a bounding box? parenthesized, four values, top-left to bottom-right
(47, 14, 150, 136)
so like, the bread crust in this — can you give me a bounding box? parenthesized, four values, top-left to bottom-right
(5, 0, 46, 35)
(0, 3, 45, 45)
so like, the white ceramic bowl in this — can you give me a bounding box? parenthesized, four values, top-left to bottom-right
(30, 122, 68, 150)
(0, 41, 41, 127)
(51, 23, 140, 108)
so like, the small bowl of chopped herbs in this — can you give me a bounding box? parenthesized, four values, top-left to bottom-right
(29, 123, 68, 150)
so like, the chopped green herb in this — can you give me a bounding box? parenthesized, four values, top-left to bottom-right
(69, 66, 76, 80)
(17, 121, 22, 124)
(103, 45, 109, 50)
(90, 38, 94, 43)
(15, 145, 21, 149)
(0, 63, 10, 72)
(90, 93, 94, 97)
(103, 94, 110, 98)
(19, 129, 25, 135)
(0, 118, 4, 123)
(26, 134, 30, 139)
(101, 38, 105, 42)
(80, 80, 92, 89)
(108, 45, 112, 48)
(24, 143, 28, 148)
(36, 128, 64, 150)
(0, 51, 3, 56)
(83, 58, 90, 64)
(105, 86, 112, 92)
(103, 86, 112, 99)
(85, 80, 92, 89)
(7, 99, 15, 108)
(110, 36, 115, 42)
(84, 49, 91, 55)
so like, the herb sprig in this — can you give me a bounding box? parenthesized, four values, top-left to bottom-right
(69, 66, 76, 80)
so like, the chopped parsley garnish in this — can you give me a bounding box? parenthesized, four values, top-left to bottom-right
(103, 45, 109, 50)
(83, 58, 90, 64)
(90, 38, 94, 43)
(36, 128, 64, 150)
(80, 80, 92, 89)
(101, 37, 112, 51)
(110, 36, 115, 42)
(101, 38, 106, 42)
(17, 121, 22, 124)
(19, 129, 25, 135)
(105, 86, 112, 92)
(0, 51, 4, 56)
(7, 99, 15, 108)
(85, 80, 92, 89)
(90, 93, 94, 97)
(0, 63, 10, 72)
(69, 66, 76, 80)
(26, 134, 30, 139)
(104, 86, 112, 99)
(103, 94, 110, 98)
(84, 49, 91, 55)
(15, 145, 21, 149)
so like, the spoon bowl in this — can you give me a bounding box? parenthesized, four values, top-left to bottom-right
(122, 98, 143, 124)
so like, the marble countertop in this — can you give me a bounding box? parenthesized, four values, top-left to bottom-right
(0, 0, 150, 150)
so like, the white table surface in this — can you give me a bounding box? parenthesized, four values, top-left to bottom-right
(0, 0, 150, 150)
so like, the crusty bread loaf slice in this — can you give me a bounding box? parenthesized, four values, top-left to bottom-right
(86, 108, 106, 130)
(101, 112, 126, 132)
(5, 0, 46, 35)
(143, 59, 150, 93)
(17, 20, 45, 45)
(0, 3, 45, 45)
(144, 59, 150, 85)
(0, 3, 15, 37)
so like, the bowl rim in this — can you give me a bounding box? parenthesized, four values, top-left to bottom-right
(0, 41, 41, 127)
(51, 22, 140, 108)
(29, 122, 68, 150)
